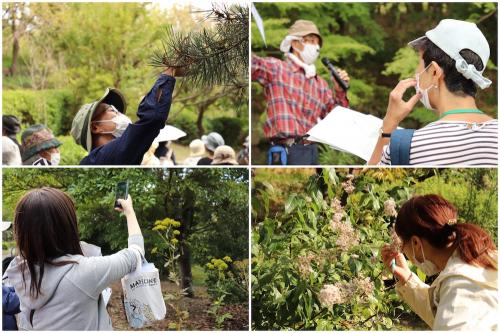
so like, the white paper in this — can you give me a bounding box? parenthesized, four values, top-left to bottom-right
(307, 106, 386, 161)
(251, 4, 266, 46)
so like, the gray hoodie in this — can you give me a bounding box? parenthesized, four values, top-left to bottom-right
(4, 235, 144, 330)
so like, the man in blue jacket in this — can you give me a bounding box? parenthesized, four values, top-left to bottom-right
(71, 68, 180, 165)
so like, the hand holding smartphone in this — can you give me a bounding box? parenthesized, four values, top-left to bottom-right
(115, 181, 129, 209)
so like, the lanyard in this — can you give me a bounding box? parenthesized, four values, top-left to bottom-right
(440, 108, 484, 119)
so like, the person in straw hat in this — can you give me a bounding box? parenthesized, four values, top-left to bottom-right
(71, 67, 183, 165)
(211, 145, 238, 165)
(252, 19, 351, 165)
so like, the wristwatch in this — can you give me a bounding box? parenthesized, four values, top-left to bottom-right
(379, 127, 391, 138)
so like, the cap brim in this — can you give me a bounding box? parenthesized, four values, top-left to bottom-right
(99, 89, 127, 114)
(408, 36, 426, 49)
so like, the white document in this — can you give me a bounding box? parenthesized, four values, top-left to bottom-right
(307, 106, 386, 161)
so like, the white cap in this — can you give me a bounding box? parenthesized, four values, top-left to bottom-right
(408, 19, 491, 89)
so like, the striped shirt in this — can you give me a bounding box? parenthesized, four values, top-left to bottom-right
(380, 120, 498, 166)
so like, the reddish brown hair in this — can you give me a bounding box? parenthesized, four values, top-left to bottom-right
(395, 194, 497, 270)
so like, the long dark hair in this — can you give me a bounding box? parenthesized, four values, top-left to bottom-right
(14, 187, 83, 297)
(395, 194, 497, 270)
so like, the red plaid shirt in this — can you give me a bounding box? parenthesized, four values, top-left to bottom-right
(252, 55, 349, 139)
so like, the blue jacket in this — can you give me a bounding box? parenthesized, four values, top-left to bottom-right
(80, 74, 176, 165)
(3, 285, 20, 330)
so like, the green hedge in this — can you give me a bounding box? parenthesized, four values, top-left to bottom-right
(3, 89, 78, 136)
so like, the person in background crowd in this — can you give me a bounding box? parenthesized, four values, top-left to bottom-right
(182, 139, 206, 165)
(20, 124, 62, 166)
(197, 132, 225, 165)
(211, 145, 238, 165)
(2, 115, 21, 148)
(237, 136, 249, 165)
(155, 141, 176, 166)
(2, 136, 22, 166)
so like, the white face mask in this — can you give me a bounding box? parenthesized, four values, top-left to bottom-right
(296, 41, 320, 65)
(94, 112, 132, 138)
(411, 241, 440, 276)
(50, 152, 61, 166)
(415, 64, 438, 111)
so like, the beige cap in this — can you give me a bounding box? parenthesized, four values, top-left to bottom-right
(212, 145, 238, 165)
(288, 20, 322, 46)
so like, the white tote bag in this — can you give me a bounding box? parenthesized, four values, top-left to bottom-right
(121, 249, 166, 328)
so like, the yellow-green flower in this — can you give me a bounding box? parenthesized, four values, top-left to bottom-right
(223, 256, 232, 263)
(206, 263, 214, 269)
(171, 238, 179, 244)
(152, 225, 167, 231)
(173, 230, 180, 235)
(151, 247, 158, 254)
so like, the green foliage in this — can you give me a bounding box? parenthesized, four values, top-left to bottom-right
(150, 5, 248, 90)
(382, 47, 419, 80)
(209, 117, 244, 147)
(252, 168, 497, 330)
(168, 111, 200, 145)
(56, 135, 87, 165)
(3, 89, 77, 136)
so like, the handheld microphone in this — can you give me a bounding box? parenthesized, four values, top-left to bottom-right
(321, 57, 349, 91)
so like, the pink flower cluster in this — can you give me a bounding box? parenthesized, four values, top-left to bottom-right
(318, 276, 375, 308)
(383, 198, 398, 217)
(341, 174, 355, 194)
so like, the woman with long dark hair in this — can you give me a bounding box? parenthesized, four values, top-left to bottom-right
(4, 187, 144, 330)
(381, 194, 497, 330)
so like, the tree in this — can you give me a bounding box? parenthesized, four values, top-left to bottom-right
(2, 168, 249, 299)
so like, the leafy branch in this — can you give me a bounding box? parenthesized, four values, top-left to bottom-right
(149, 4, 248, 89)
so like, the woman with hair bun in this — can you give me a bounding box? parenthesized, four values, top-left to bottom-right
(381, 194, 497, 330)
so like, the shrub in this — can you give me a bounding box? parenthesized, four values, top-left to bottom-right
(57, 135, 87, 165)
(208, 117, 245, 147)
(205, 256, 249, 303)
(3, 89, 78, 136)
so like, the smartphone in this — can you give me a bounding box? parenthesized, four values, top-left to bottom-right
(115, 180, 129, 209)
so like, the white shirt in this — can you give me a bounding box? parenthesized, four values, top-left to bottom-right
(381, 120, 498, 166)
(396, 250, 498, 330)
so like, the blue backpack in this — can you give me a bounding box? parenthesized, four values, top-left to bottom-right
(389, 129, 415, 165)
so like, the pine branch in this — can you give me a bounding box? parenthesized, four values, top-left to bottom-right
(150, 4, 248, 89)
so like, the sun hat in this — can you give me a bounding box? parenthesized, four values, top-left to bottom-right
(212, 145, 238, 165)
(21, 124, 61, 162)
(280, 20, 322, 53)
(189, 139, 206, 157)
(71, 88, 127, 151)
(201, 132, 225, 152)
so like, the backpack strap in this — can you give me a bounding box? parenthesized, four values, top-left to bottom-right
(267, 145, 287, 165)
(390, 129, 415, 165)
